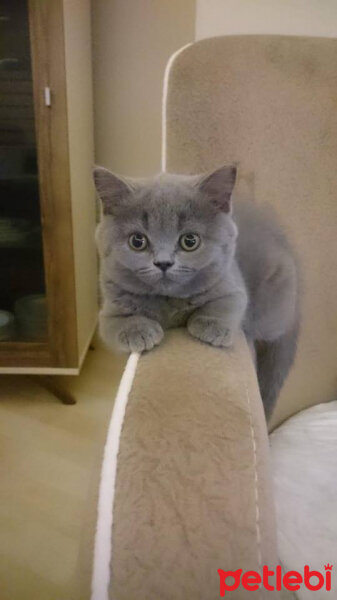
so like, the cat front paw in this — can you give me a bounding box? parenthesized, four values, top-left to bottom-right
(117, 319, 164, 353)
(187, 316, 233, 348)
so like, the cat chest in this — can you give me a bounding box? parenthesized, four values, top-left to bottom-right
(158, 297, 196, 328)
(112, 290, 198, 328)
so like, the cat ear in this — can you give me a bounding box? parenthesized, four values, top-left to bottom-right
(199, 165, 237, 213)
(93, 166, 133, 215)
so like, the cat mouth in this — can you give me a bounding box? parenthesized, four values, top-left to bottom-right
(156, 271, 193, 288)
(136, 267, 193, 288)
(157, 272, 172, 283)
(159, 269, 195, 283)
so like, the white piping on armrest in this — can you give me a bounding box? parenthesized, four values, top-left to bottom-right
(161, 43, 193, 173)
(91, 352, 140, 600)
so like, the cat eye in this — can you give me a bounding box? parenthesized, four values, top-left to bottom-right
(128, 233, 148, 251)
(179, 233, 201, 252)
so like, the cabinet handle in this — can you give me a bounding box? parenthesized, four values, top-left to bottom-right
(44, 87, 51, 107)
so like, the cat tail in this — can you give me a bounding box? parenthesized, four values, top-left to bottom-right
(255, 319, 300, 421)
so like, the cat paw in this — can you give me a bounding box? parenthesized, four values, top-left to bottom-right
(187, 316, 233, 348)
(117, 320, 164, 353)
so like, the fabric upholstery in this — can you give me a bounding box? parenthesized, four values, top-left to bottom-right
(164, 35, 337, 427)
(109, 330, 277, 599)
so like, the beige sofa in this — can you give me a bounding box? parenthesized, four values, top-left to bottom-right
(88, 36, 337, 599)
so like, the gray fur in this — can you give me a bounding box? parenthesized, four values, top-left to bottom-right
(94, 165, 299, 418)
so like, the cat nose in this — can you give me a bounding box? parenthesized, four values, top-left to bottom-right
(153, 261, 174, 272)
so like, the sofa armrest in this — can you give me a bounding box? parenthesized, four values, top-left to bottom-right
(91, 328, 278, 599)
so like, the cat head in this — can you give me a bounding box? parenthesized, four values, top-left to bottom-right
(94, 165, 238, 295)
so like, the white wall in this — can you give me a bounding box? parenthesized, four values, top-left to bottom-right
(92, 0, 195, 177)
(196, 0, 337, 40)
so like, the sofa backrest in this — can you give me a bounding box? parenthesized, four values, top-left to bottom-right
(164, 35, 337, 426)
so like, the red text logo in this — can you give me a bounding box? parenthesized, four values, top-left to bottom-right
(218, 564, 332, 596)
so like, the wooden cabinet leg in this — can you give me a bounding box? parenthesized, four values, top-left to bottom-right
(29, 376, 77, 405)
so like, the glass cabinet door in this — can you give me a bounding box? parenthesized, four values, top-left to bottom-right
(0, 0, 47, 342)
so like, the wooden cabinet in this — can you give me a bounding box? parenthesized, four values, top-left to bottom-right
(0, 0, 98, 373)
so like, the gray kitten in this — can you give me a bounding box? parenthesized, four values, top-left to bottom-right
(94, 165, 299, 419)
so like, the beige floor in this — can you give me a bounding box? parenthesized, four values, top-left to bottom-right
(0, 337, 126, 600)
